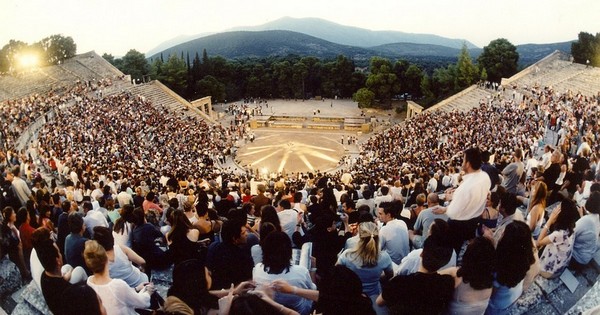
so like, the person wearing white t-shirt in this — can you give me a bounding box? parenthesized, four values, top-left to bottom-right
(276, 199, 299, 242)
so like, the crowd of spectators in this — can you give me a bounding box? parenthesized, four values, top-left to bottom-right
(0, 79, 113, 152)
(1, 59, 600, 315)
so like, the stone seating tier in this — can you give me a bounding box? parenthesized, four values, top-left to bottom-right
(270, 115, 306, 122)
(313, 116, 345, 123)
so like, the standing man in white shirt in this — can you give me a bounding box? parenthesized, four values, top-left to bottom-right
(435, 148, 491, 253)
(377, 202, 410, 265)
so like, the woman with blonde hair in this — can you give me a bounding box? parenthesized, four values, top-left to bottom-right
(84, 240, 153, 314)
(337, 221, 393, 315)
(527, 181, 547, 239)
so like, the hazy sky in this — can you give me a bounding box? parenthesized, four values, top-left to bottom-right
(1, 0, 598, 56)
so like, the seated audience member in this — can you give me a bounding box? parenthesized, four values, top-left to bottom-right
(356, 189, 376, 217)
(167, 258, 219, 314)
(64, 212, 90, 272)
(276, 199, 299, 242)
(250, 184, 271, 215)
(536, 198, 580, 278)
(272, 265, 376, 315)
(409, 193, 448, 249)
(406, 193, 426, 230)
(112, 204, 134, 248)
(1, 206, 31, 280)
(260, 205, 283, 232)
(251, 222, 278, 265)
(440, 237, 496, 315)
(130, 207, 171, 277)
(487, 221, 537, 314)
(480, 191, 500, 230)
(182, 201, 198, 225)
(158, 296, 194, 315)
(61, 283, 107, 315)
(30, 227, 50, 291)
(142, 191, 162, 214)
(292, 210, 352, 280)
(17, 207, 35, 271)
(228, 292, 300, 315)
(526, 182, 547, 239)
(398, 219, 456, 275)
(377, 202, 410, 265)
(571, 191, 600, 267)
(337, 222, 393, 315)
(206, 219, 253, 289)
(192, 197, 219, 243)
(227, 207, 260, 251)
(253, 231, 316, 315)
(486, 192, 524, 246)
(84, 240, 153, 314)
(93, 226, 148, 288)
(37, 238, 87, 314)
(168, 258, 254, 315)
(377, 236, 455, 315)
(167, 210, 206, 266)
(83, 201, 109, 237)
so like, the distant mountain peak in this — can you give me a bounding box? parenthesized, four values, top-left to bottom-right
(226, 16, 478, 49)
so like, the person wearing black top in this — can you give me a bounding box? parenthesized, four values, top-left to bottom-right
(205, 220, 253, 289)
(293, 210, 352, 280)
(37, 239, 72, 315)
(130, 207, 171, 277)
(377, 236, 455, 315)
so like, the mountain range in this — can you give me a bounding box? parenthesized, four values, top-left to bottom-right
(147, 17, 574, 67)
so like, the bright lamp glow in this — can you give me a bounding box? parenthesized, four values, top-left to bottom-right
(17, 53, 39, 69)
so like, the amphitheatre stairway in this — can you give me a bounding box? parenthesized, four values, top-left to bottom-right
(128, 81, 215, 122)
(502, 50, 600, 97)
(427, 85, 495, 113)
(0, 51, 130, 101)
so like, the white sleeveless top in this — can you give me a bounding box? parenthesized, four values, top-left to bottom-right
(109, 245, 146, 288)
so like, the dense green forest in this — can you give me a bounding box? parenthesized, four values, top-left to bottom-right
(105, 39, 519, 108)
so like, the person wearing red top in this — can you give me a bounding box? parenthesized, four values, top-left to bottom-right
(18, 207, 36, 268)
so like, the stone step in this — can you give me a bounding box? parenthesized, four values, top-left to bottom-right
(11, 283, 45, 314)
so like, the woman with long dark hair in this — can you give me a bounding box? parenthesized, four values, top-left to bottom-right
(253, 231, 316, 315)
(167, 210, 205, 266)
(441, 236, 496, 315)
(259, 205, 282, 232)
(487, 221, 537, 314)
(112, 204, 134, 248)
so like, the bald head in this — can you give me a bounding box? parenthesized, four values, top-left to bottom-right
(427, 193, 439, 206)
